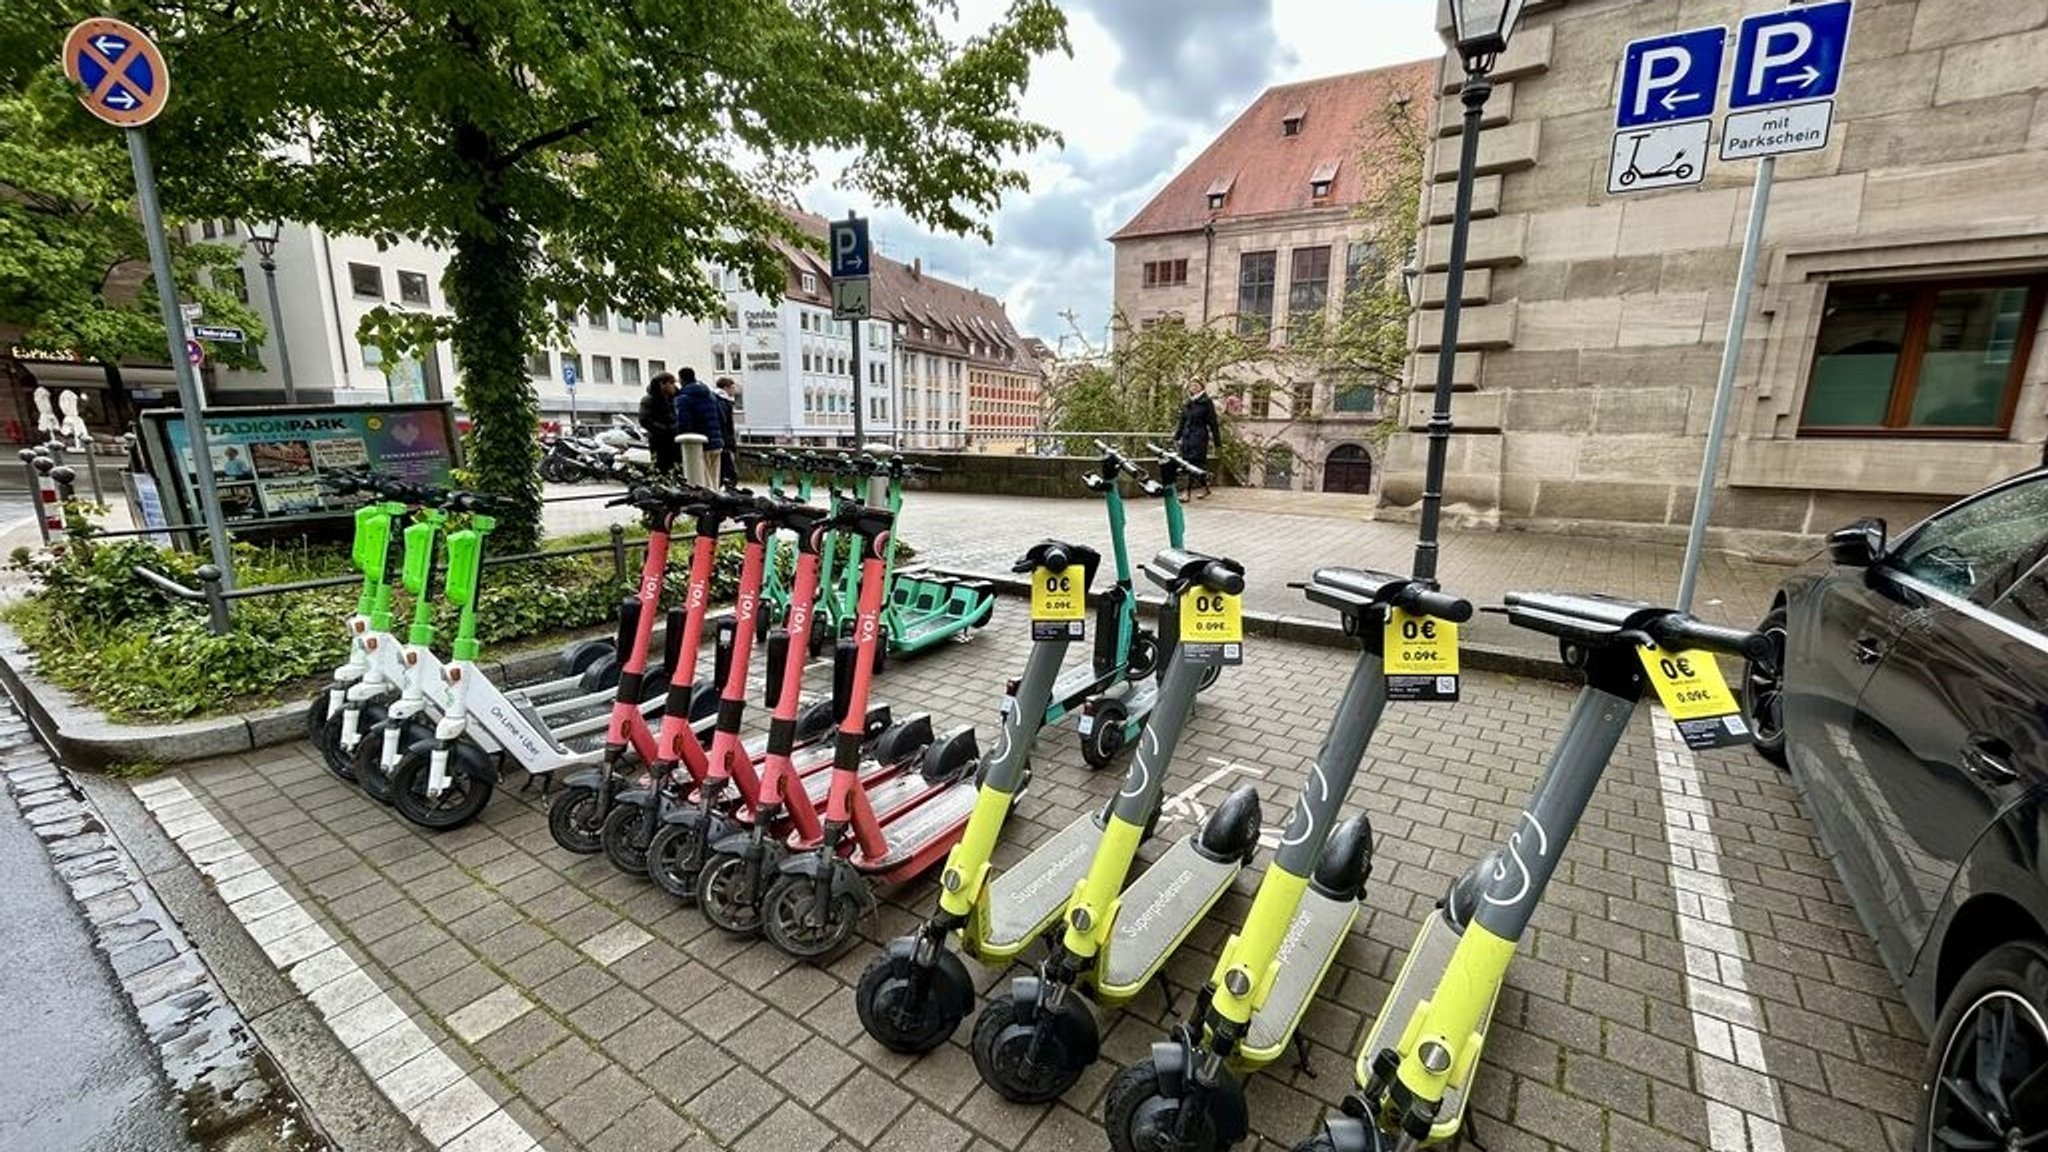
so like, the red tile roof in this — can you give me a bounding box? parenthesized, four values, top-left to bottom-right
(1109, 60, 1440, 242)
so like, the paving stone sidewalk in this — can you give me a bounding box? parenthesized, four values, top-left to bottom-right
(148, 622, 1918, 1152)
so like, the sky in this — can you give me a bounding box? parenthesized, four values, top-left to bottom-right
(797, 0, 1447, 352)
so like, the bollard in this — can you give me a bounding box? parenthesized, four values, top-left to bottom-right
(50, 464, 76, 505)
(609, 523, 627, 582)
(19, 449, 47, 545)
(81, 446, 104, 505)
(30, 454, 63, 546)
(195, 564, 231, 634)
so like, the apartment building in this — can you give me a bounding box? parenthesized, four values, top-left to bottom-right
(195, 222, 711, 426)
(1109, 60, 1439, 492)
(1378, 0, 2048, 552)
(706, 259, 898, 445)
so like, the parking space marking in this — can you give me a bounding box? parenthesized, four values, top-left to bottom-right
(1650, 707, 1788, 1152)
(131, 775, 546, 1152)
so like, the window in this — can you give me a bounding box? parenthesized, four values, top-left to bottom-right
(645, 316, 663, 337)
(223, 220, 238, 237)
(649, 358, 667, 377)
(1894, 475, 2048, 603)
(526, 350, 551, 379)
(202, 220, 218, 239)
(1289, 246, 1332, 327)
(617, 314, 637, 334)
(1236, 251, 1277, 336)
(592, 354, 614, 385)
(622, 357, 642, 389)
(1141, 260, 1189, 289)
(589, 303, 610, 329)
(1332, 381, 1377, 413)
(1345, 241, 1387, 301)
(557, 304, 578, 327)
(349, 263, 384, 299)
(801, 272, 818, 294)
(396, 270, 430, 306)
(1802, 279, 2044, 435)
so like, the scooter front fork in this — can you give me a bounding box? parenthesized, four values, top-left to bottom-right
(427, 742, 453, 799)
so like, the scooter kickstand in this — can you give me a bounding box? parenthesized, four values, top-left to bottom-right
(1292, 1031, 1317, 1079)
(1156, 972, 1183, 1019)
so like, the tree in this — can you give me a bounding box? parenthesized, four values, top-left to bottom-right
(1044, 312, 1266, 459)
(0, 80, 267, 370)
(3, 0, 1067, 547)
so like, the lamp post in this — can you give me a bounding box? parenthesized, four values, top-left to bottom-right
(1412, 0, 1523, 584)
(245, 218, 298, 405)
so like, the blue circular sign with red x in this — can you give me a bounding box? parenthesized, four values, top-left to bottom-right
(62, 18, 170, 128)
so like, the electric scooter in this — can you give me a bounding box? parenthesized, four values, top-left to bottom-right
(380, 484, 690, 829)
(1297, 594, 1763, 1152)
(854, 538, 1102, 1052)
(308, 472, 414, 781)
(692, 501, 975, 948)
(351, 492, 452, 803)
(1102, 570, 1473, 1152)
(1077, 447, 1222, 769)
(970, 548, 1263, 1102)
(1033, 442, 1163, 736)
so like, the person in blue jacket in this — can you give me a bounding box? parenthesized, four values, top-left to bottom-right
(671, 367, 725, 483)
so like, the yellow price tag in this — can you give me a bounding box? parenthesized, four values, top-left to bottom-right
(1030, 566, 1085, 640)
(1637, 645, 1752, 750)
(1385, 609, 1460, 702)
(1180, 590, 1242, 644)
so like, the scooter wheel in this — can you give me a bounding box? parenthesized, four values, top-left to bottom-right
(547, 785, 606, 855)
(644, 821, 703, 903)
(1125, 632, 1159, 681)
(761, 872, 861, 960)
(354, 709, 415, 803)
(1288, 1138, 1339, 1152)
(1104, 1059, 1221, 1152)
(971, 997, 1086, 1103)
(306, 687, 332, 747)
(599, 803, 654, 876)
(855, 953, 965, 1054)
(1081, 698, 1130, 771)
(316, 698, 366, 783)
(389, 742, 494, 831)
(696, 853, 763, 935)
(1198, 661, 1223, 693)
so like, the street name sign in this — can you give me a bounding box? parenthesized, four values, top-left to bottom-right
(62, 18, 170, 128)
(192, 324, 245, 344)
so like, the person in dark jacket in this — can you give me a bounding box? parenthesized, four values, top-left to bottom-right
(1174, 380, 1221, 499)
(712, 377, 741, 487)
(672, 367, 725, 484)
(640, 372, 682, 473)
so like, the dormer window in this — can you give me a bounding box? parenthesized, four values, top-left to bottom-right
(1309, 159, 1341, 202)
(1205, 174, 1235, 213)
(1281, 105, 1307, 136)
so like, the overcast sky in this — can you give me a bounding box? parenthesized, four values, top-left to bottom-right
(797, 0, 1447, 351)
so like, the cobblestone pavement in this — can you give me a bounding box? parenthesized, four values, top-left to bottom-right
(538, 488, 1794, 658)
(147, 617, 1920, 1152)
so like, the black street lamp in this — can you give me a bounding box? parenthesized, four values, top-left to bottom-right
(1412, 0, 1523, 583)
(244, 218, 298, 405)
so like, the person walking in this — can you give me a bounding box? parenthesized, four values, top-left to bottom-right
(639, 372, 682, 473)
(672, 367, 725, 483)
(712, 377, 741, 487)
(1174, 380, 1221, 499)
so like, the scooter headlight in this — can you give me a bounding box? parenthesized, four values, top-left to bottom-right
(1223, 967, 1252, 997)
(942, 868, 963, 893)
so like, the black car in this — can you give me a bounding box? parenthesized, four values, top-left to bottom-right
(1745, 468, 2048, 1150)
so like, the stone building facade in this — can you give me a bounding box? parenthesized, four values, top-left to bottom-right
(1109, 61, 1440, 494)
(1380, 0, 2048, 554)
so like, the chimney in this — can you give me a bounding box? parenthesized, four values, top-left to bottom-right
(912, 258, 922, 280)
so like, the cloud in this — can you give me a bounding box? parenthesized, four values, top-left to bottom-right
(1069, 0, 1298, 123)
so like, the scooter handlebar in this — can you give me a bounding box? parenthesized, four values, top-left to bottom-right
(1649, 615, 1770, 661)
(1399, 585, 1475, 623)
(1142, 547, 1245, 596)
(1146, 441, 1208, 480)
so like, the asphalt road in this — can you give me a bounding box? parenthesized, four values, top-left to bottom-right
(0, 780, 198, 1152)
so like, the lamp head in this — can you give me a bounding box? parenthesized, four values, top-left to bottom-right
(245, 218, 283, 259)
(1449, 0, 1525, 71)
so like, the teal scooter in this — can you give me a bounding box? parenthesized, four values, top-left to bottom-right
(1076, 443, 1220, 769)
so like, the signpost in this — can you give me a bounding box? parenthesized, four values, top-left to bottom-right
(62, 17, 237, 587)
(830, 213, 873, 444)
(1604, 1, 1855, 610)
(561, 360, 579, 430)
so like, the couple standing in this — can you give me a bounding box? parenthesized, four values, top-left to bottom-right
(640, 369, 739, 485)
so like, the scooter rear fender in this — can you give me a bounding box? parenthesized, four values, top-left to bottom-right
(561, 768, 608, 794)
(775, 851, 874, 911)
(1006, 976, 1100, 1066)
(875, 935, 975, 1021)
(1145, 1038, 1249, 1147)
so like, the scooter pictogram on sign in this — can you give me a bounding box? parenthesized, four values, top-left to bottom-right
(1607, 120, 1709, 195)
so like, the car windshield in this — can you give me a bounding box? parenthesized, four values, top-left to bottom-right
(1891, 473, 2048, 602)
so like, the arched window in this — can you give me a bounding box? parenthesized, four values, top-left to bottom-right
(1324, 444, 1373, 494)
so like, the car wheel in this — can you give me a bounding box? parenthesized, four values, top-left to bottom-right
(1742, 604, 1788, 770)
(1916, 940, 2048, 1150)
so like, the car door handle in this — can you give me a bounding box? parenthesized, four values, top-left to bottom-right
(1962, 736, 2020, 785)
(1852, 636, 1886, 664)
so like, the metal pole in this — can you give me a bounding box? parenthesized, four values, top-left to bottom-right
(128, 128, 235, 588)
(1412, 70, 1493, 585)
(851, 316, 865, 446)
(260, 256, 298, 404)
(1676, 156, 1775, 614)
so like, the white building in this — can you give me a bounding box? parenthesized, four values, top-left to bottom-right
(706, 255, 898, 446)
(194, 221, 712, 425)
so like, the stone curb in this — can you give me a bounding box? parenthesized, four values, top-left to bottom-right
(942, 567, 1575, 684)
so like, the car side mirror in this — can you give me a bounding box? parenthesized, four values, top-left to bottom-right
(1828, 518, 1887, 568)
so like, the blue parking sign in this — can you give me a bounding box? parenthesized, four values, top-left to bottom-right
(1616, 25, 1727, 129)
(1731, 1, 1853, 110)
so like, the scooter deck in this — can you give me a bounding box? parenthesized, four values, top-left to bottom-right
(854, 779, 977, 879)
(784, 770, 938, 851)
(1355, 911, 1498, 1135)
(1097, 835, 1241, 1001)
(977, 811, 1102, 960)
(1241, 888, 1359, 1062)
